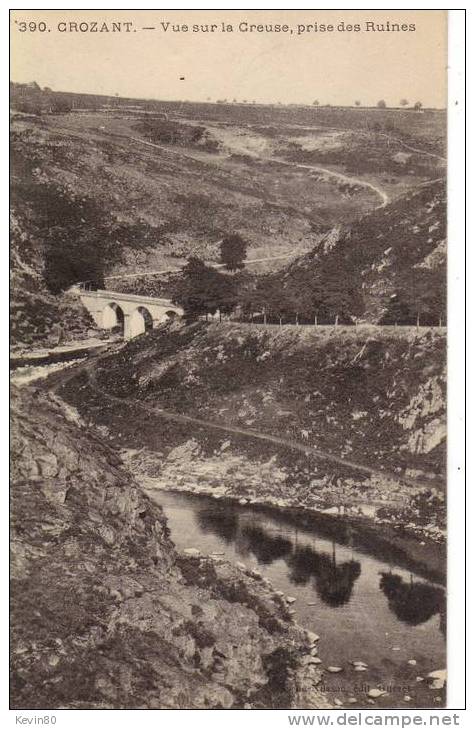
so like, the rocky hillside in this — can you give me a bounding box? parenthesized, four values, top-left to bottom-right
(59, 322, 446, 541)
(10, 211, 95, 350)
(11, 385, 329, 709)
(281, 180, 446, 325)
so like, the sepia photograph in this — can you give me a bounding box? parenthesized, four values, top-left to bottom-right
(9, 8, 461, 714)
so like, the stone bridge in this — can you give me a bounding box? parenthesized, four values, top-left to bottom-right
(78, 289, 183, 340)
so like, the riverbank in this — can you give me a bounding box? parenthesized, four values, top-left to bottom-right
(11, 380, 445, 709)
(15, 353, 446, 708)
(125, 436, 444, 538)
(10, 337, 113, 369)
(124, 445, 445, 584)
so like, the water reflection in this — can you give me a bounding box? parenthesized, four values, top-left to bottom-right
(154, 489, 446, 705)
(315, 555, 361, 608)
(379, 573, 445, 628)
(239, 525, 293, 564)
(195, 505, 361, 606)
(195, 507, 238, 543)
(287, 545, 361, 607)
(194, 503, 445, 628)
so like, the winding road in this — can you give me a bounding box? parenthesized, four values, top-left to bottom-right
(120, 123, 447, 282)
(50, 118, 443, 286)
(103, 251, 296, 282)
(268, 156, 389, 208)
(129, 133, 390, 208)
(100, 131, 390, 285)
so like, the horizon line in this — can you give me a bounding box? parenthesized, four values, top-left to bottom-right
(9, 80, 447, 111)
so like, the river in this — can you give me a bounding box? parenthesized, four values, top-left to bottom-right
(149, 489, 446, 707)
(16, 351, 446, 707)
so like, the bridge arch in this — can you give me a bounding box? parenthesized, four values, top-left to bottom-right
(102, 302, 125, 334)
(129, 306, 154, 338)
(78, 289, 184, 339)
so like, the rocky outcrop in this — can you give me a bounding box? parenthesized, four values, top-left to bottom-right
(10, 386, 329, 709)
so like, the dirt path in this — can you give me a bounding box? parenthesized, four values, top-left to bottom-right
(33, 349, 443, 494)
(129, 134, 389, 208)
(263, 128, 445, 209)
(53, 120, 442, 290)
(170, 117, 445, 199)
(267, 156, 389, 208)
(103, 251, 295, 282)
(101, 131, 447, 285)
(373, 131, 446, 162)
(50, 118, 442, 219)
(92, 384, 443, 492)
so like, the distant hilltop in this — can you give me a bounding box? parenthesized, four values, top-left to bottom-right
(10, 81, 143, 115)
(10, 81, 445, 114)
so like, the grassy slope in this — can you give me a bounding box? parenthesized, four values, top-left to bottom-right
(10, 114, 322, 271)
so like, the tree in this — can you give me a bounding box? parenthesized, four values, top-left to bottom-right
(16, 101, 43, 115)
(220, 234, 247, 271)
(29, 183, 134, 293)
(318, 258, 363, 323)
(240, 272, 284, 322)
(172, 257, 237, 319)
(312, 100, 320, 106)
(379, 573, 444, 626)
(400, 98, 409, 107)
(414, 101, 423, 111)
(354, 100, 361, 107)
(281, 269, 318, 323)
(243, 274, 289, 322)
(380, 269, 446, 326)
(377, 99, 387, 109)
(50, 96, 73, 113)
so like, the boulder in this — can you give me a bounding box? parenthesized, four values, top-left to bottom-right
(183, 548, 201, 557)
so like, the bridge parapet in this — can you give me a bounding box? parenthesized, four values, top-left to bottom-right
(83, 289, 178, 308)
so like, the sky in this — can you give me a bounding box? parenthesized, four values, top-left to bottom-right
(10, 10, 447, 108)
